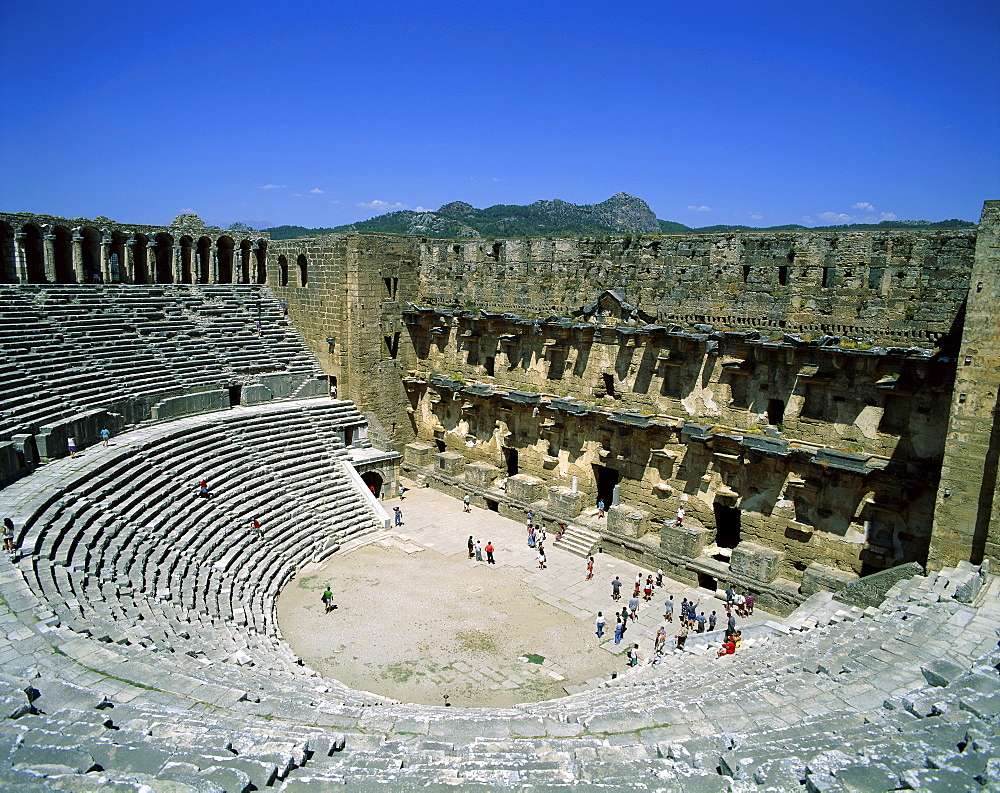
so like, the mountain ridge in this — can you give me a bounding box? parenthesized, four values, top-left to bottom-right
(263, 194, 975, 240)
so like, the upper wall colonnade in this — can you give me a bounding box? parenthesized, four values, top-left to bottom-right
(0, 212, 270, 286)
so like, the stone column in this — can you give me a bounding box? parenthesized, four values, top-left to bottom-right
(211, 247, 219, 284)
(172, 245, 183, 283)
(71, 230, 85, 283)
(100, 234, 113, 283)
(43, 231, 57, 282)
(147, 242, 158, 284)
(251, 241, 261, 283)
(13, 232, 28, 283)
(124, 235, 136, 283)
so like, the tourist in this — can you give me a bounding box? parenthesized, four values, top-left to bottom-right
(100, 427, 111, 446)
(597, 499, 605, 518)
(717, 637, 736, 657)
(628, 594, 640, 620)
(614, 615, 624, 644)
(696, 612, 707, 633)
(555, 524, 566, 541)
(525, 510, 533, 527)
(393, 506, 403, 527)
(2, 517, 14, 554)
(643, 576, 653, 601)
(467, 535, 474, 559)
(709, 611, 717, 632)
(474, 540, 483, 562)
(733, 630, 743, 650)
(527, 528, 536, 548)
(485, 541, 495, 564)
(627, 643, 640, 667)
(664, 595, 674, 622)
(198, 479, 209, 498)
(745, 594, 756, 615)
(321, 585, 334, 613)
(656, 568, 664, 587)
(586, 555, 594, 580)
(726, 612, 737, 638)
(735, 590, 746, 617)
(596, 611, 605, 638)
(537, 546, 546, 569)
(675, 505, 685, 526)
(250, 518, 263, 539)
(538, 525, 546, 544)
(676, 622, 689, 650)
(654, 625, 666, 655)
(67, 435, 77, 458)
(463, 493, 471, 513)
(679, 598, 688, 625)
(611, 576, 622, 601)
(725, 585, 735, 606)
(398, 484, 405, 500)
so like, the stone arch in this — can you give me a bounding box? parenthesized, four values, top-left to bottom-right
(239, 240, 252, 284)
(21, 223, 46, 283)
(50, 225, 75, 283)
(0, 221, 15, 283)
(179, 236, 194, 284)
(361, 470, 384, 498)
(297, 253, 308, 287)
(254, 240, 267, 284)
(107, 230, 127, 283)
(131, 233, 150, 284)
(154, 233, 174, 283)
(196, 237, 212, 283)
(216, 236, 234, 284)
(278, 255, 289, 287)
(78, 227, 103, 283)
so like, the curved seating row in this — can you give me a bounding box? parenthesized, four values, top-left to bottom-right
(0, 284, 323, 443)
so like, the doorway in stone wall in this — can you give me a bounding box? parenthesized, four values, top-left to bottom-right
(503, 447, 518, 477)
(592, 464, 620, 509)
(714, 502, 741, 548)
(361, 471, 383, 498)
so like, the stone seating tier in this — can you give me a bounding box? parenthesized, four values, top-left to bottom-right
(0, 284, 325, 444)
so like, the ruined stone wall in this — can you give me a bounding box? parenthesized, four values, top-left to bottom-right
(418, 230, 975, 347)
(929, 201, 1000, 569)
(267, 233, 422, 443)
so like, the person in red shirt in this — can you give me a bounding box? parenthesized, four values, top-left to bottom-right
(484, 541, 495, 564)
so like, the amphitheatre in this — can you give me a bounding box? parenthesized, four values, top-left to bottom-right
(0, 201, 997, 790)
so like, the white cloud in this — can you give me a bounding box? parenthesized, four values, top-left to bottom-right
(330, 199, 340, 204)
(179, 208, 195, 213)
(414, 206, 430, 212)
(309, 187, 325, 194)
(259, 184, 287, 190)
(491, 177, 502, 183)
(851, 201, 875, 211)
(801, 216, 815, 225)
(880, 211, 898, 221)
(748, 211, 764, 221)
(356, 199, 409, 211)
(687, 205, 713, 212)
(818, 211, 853, 223)
(292, 193, 303, 197)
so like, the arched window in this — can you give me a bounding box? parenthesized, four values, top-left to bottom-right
(254, 240, 267, 284)
(297, 254, 308, 287)
(179, 236, 194, 284)
(0, 222, 16, 283)
(196, 237, 212, 283)
(216, 236, 234, 283)
(278, 255, 289, 287)
(154, 233, 174, 283)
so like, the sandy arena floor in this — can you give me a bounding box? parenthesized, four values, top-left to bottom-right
(277, 481, 765, 707)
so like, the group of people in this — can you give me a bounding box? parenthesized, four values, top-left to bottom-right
(725, 585, 756, 617)
(65, 428, 112, 459)
(467, 536, 496, 564)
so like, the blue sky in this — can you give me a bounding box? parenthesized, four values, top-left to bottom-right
(1, 0, 997, 229)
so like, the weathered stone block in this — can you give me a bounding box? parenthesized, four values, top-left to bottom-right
(729, 541, 783, 583)
(506, 474, 543, 503)
(242, 384, 274, 405)
(403, 441, 435, 468)
(464, 461, 500, 488)
(660, 522, 707, 558)
(547, 486, 584, 517)
(607, 505, 649, 537)
(833, 561, 924, 609)
(150, 391, 228, 421)
(434, 451, 465, 476)
(801, 562, 857, 595)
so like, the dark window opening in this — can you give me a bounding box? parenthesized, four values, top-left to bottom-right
(383, 276, 398, 300)
(822, 267, 833, 288)
(435, 439, 446, 452)
(742, 265, 751, 283)
(484, 356, 495, 376)
(714, 503, 741, 548)
(778, 265, 788, 286)
(384, 333, 399, 358)
(491, 242, 501, 261)
(767, 398, 785, 425)
(345, 427, 354, 447)
(592, 464, 620, 508)
(278, 256, 289, 287)
(603, 373, 616, 397)
(486, 498, 499, 512)
(504, 447, 519, 476)
(297, 254, 308, 287)
(697, 572, 717, 592)
(227, 385, 242, 406)
(868, 268, 883, 291)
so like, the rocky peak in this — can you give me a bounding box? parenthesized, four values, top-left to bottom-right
(437, 201, 476, 217)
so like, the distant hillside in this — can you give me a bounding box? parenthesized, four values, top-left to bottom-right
(263, 197, 974, 240)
